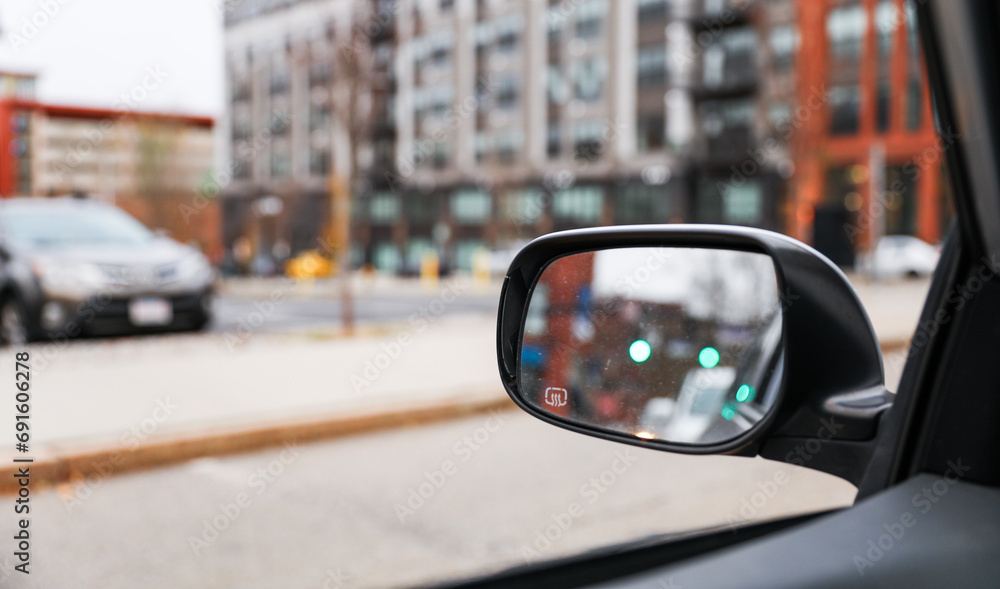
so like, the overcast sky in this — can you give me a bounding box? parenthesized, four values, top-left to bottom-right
(0, 0, 224, 117)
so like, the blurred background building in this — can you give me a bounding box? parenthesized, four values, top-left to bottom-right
(219, 0, 946, 275)
(0, 70, 220, 260)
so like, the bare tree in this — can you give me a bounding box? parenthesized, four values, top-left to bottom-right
(327, 0, 382, 333)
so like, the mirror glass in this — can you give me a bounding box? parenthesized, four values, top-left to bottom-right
(519, 247, 783, 446)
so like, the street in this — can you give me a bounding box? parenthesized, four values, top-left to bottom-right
(0, 410, 855, 589)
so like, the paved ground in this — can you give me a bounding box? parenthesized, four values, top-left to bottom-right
(0, 411, 856, 589)
(0, 274, 929, 587)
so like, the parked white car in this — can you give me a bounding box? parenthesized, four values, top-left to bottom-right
(859, 235, 941, 280)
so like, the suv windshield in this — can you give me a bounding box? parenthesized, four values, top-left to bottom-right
(1, 206, 155, 248)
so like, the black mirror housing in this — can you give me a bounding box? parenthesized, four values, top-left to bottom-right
(496, 225, 893, 484)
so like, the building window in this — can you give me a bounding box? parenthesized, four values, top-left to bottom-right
(370, 193, 401, 224)
(504, 189, 545, 225)
(827, 3, 867, 62)
(232, 117, 252, 141)
(496, 14, 523, 52)
(547, 123, 562, 158)
(271, 111, 291, 136)
(406, 238, 436, 269)
(574, 119, 607, 162)
(553, 186, 603, 224)
(884, 166, 918, 235)
(373, 139, 394, 169)
(453, 240, 486, 271)
(415, 84, 455, 119)
(432, 141, 450, 169)
(877, 80, 890, 132)
(617, 184, 672, 224)
(309, 150, 331, 177)
(497, 76, 520, 110)
(722, 182, 762, 225)
(700, 98, 755, 159)
(547, 66, 568, 104)
(572, 57, 607, 103)
(637, 45, 668, 87)
(547, 8, 564, 45)
(309, 60, 332, 87)
(451, 190, 492, 224)
(373, 242, 402, 272)
(636, 115, 665, 153)
(413, 31, 455, 67)
(309, 104, 331, 132)
(270, 152, 290, 178)
(474, 132, 490, 163)
(234, 157, 252, 180)
(637, 0, 668, 22)
(575, 0, 607, 39)
(769, 24, 797, 70)
(702, 27, 757, 88)
(495, 128, 524, 163)
(767, 102, 792, 128)
(906, 77, 923, 131)
(829, 85, 861, 135)
(269, 68, 290, 95)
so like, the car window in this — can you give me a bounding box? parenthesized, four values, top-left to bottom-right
(0, 0, 951, 586)
(2, 206, 155, 248)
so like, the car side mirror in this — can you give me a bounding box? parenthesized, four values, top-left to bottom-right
(497, 226, 893, 484)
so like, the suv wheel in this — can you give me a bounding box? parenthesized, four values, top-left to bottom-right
(0, 297, 29, 346)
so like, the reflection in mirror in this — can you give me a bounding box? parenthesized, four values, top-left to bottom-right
(519, 247, 783, 446)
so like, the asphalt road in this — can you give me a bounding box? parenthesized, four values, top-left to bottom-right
(0, 411, 856, 589)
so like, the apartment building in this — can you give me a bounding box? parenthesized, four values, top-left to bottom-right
(221, 0, 820, 273)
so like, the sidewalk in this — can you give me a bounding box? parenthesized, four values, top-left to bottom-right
(1, 313, 506, 492)
(0, 275, 928, 492)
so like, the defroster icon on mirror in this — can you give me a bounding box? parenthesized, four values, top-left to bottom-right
(544, 387, 568, 408)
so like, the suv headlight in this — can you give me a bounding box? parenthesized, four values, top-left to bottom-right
(32, 257, 108, 298)
(175, 252, 213, 283)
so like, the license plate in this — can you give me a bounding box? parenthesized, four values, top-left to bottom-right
(128, 297, 173, 326)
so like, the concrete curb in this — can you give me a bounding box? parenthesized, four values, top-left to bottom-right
(1, 394, 516, 495)
(880, 338, 911, 353)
